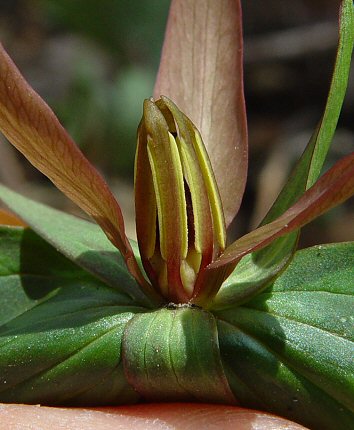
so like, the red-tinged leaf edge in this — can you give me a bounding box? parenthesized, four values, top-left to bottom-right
(0, 44, 159, 301)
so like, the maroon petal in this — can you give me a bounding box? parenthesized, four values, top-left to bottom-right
(154, 0, 248, 226)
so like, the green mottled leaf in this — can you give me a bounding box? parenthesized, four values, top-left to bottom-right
(216, 242, 354, 430)
(122, 306, 236, 404)
(1, 225, 353, 430)
(0, 226, 133, 325)
(0, 226, 144, 405)
(0, 184, 157, 307)
(0, 299, 141, 405)
(212, 0, 354, 309)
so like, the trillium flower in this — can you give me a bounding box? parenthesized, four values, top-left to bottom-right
(0, 0, 353, 427)
(0, 0, 352, 308)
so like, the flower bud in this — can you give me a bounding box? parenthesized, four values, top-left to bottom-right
(135, 96, 225, 303)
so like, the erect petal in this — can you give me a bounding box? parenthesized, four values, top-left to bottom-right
(135, 97, 225, 302)
(137, 99, 189, 302)
(154, 0, 247, 226)
(0, 44, 156, 298)
(194, 152, 354, 304)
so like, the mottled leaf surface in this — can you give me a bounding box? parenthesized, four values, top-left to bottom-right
(0, 185, 158, 307)
(0, 226, 145, 405)
(216, 242, 354, 430)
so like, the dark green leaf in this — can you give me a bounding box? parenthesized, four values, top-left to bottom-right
(0, 298, 142, 405)
(0, 226, 134, 325)
(122, 305, 236, 404)
(0, 184, 156, 307)
(215, 242, 354, 430)
(0, 227, 145, 405)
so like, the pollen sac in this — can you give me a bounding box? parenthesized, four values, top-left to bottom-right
(135, 96, 226, 303)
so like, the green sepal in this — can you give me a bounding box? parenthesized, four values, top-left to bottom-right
(122, 305, 236, 404)
(161, 96, 226, 253)
(263, 0, 354, 216)
(215, 242, 354, 430)
(211, 234, 297, 310)
(212, 0, 354, 309)
(0, 184, 154, 307)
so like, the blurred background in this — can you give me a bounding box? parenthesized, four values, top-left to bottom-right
(0, 0, 353, 245)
